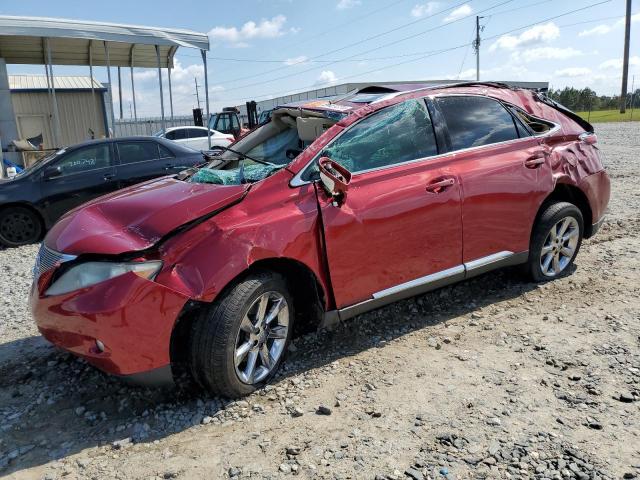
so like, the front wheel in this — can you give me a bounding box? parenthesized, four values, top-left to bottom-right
(526, 202, 584, 282)
(189, 271, 294, 397)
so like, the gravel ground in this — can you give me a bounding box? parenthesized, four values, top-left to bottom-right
(1, 122, 638, 480)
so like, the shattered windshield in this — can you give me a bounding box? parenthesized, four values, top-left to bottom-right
(189, 108, 338, 186)
(189, 164, 283, 185)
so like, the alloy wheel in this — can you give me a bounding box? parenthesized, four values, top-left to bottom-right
(234, 291, 290, 384)
(540, 216, 579, 277)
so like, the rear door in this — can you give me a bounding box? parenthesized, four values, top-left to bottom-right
(316, 98, 464, 309)
(432, 95, 551, 264)
(115, 140, 166, 188)
(39, 142, 118, 221)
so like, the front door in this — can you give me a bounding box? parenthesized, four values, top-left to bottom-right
(316, 99, 464, 309)
(432, 95, 551, 263)
(39, 143, 118, 222)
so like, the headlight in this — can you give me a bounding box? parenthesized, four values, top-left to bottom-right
(45, 260, 163, 296)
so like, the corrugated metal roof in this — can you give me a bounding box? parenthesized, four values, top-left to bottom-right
(9, 75, 104, 90)
(0, 16, 209, 67)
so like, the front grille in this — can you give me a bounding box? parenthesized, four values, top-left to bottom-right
(33, 244, 76, 279)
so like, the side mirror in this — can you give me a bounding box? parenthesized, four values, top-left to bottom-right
(318, 157, 351, 205)
(43, 165, 62, 180)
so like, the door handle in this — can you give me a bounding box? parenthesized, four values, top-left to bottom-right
(524, 156, 546, 169)
(426, 177, 455, 193)
(103, 173, 115, 180)
(164, 164, 173, 171)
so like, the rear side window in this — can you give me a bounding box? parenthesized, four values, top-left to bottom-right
(321, 99, 438, 173)
(187, 128, 208, 138)
(117, 141, 159, 165)
(158, 144, 175, 159)
(166, 129, 186, 140)
(436, 96, 519, 150)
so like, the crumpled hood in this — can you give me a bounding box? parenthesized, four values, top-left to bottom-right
(45, 177, 248, 255)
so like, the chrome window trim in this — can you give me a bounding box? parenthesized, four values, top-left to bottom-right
(289, 94, 560, 188)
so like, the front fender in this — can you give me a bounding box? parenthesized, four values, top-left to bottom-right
(154, 174, 332, 309)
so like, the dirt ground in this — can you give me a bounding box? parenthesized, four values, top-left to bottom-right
(0, 122, 638, 480)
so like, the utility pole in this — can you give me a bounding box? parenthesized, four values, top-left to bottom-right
(473, 16, 484, 81)
(620, 0, 632, 113)
(117, 66, 123, 119)
(194, 77, 202, 110)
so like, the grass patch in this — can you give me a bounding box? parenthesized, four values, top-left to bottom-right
(575, 109, 639, 123)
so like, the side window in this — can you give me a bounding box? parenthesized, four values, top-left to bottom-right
(231, 115, 240, 130)
(167, 129, 186, 140)
(322, 99, 438, 173)
(117, 141, 159, 165)
(187, 128, 207, 138)
(436, 96, 520, 150)
(55, 144, 111, 175)
(158, 144, 175, 159)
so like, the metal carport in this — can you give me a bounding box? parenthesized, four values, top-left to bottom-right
(0, 15, 212, 151)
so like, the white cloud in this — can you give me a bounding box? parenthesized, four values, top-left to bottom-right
(336, 0, 361, 9)
(443, 4, 472, 22)
(316, 70, 338, 86)
(599, 56, 640, 70)
(579, 12, 640, 37)
(578, 24, 612, 37)
(513, 47, 582, 63)
(411, 2, 439, 18)
(284, 55, 309, 66)
(554, 67, 592, 77)
(208, 15, 289, 46)
(490, 22, 560, 51)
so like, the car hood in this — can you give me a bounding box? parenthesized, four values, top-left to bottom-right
(45, 177, 248, 255)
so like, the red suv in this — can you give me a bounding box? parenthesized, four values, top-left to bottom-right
(31, 83, 610, 397)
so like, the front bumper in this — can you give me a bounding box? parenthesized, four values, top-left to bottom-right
(31, 271, 189, 378)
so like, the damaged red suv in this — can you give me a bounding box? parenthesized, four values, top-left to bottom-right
(31, 83, 610, 397)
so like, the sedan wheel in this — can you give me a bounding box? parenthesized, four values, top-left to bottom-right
(0, 207, 43, 247)
(540, 217, 580, 277)
(234, 291, 290, 385)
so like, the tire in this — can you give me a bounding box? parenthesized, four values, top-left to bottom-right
(0, 206, 43, 247)
(189, 270, 294, 397)
(526, 202, 584, 282)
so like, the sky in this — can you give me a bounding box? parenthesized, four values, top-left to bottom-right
(3, 0, 638, 117)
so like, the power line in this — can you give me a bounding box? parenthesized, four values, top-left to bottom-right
(224, 0, 612, 103)
(218, 0, 515, 93)
(191, 0, 481, 86)
(174, 9, 629, 67)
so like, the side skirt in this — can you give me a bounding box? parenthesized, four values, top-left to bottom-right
(321, 250, 528, 327)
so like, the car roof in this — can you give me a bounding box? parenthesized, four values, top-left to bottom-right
(165, 126, 208, 132)
(63, 135, 196, 151)
(276, 82, 539, 117)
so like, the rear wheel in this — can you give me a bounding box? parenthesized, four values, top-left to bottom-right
(526, 202, 583, 282)
(0, 206, 43, 247)
(189, 271, 294, 397)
